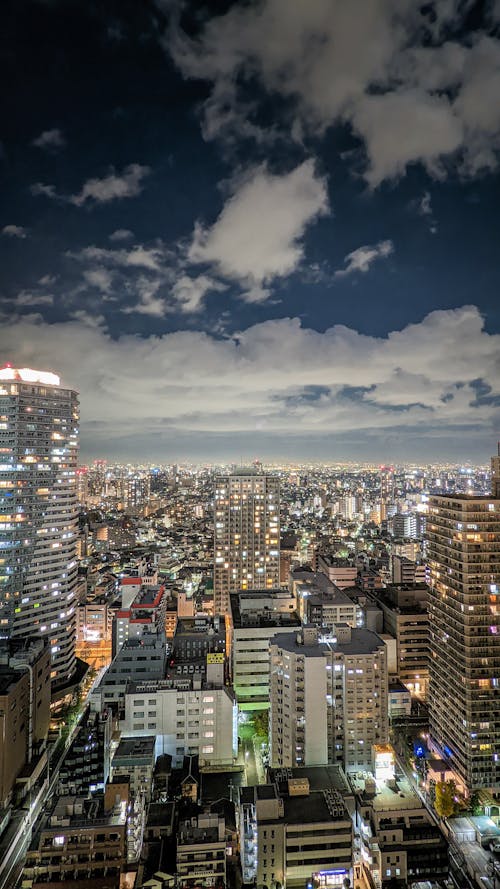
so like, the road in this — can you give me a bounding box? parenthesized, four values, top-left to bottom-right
(242, 737, 258, 786)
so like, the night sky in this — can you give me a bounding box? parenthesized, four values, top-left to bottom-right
(1, 0, 500, 463)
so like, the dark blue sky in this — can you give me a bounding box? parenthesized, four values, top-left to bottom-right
(1, 0, 500, 462)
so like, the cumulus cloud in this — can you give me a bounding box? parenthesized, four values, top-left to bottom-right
(32, 128, 66, 151)
(162, 0, 500, 184)
(83, 268, 114, 293)
(2, 224, 28, 238)
(31, 164, 150, 207)
(172, 275, 227, 313)
(109, 228, 134, 242)
(335, 240, 394, 277)
(188, 160, 328, 295)
(1, 305, 498, 457)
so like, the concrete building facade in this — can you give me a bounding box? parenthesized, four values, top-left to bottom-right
(269, 625, 388, 773)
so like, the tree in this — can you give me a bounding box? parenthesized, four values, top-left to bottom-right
(253, 709, 269, 737)
(434, 780, 457, 819)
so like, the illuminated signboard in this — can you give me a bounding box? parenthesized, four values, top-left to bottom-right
(207, 653, 224, 664)
(373, 744, 395, 783)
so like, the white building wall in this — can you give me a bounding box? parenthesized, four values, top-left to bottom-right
(121, 684, 237, 765)
(304, 656, 328, 765)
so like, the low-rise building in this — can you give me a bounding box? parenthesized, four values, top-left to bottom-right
(176, 812, 226, 889)
(121, 678, 237, 767)
(240, 771, 353, 889)
(388, 681, 412, 719)
(111, 735, 156, 803)
(352, 771, 448, 888)
(22, 794, 128, 888)
(316, 556, 357, 589)
(112, 584, 168, 656)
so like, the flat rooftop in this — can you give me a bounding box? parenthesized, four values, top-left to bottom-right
(268, 765, 352, 799)
(351, 773, 422, 811)
(271, 627, 386, 657)
(113, 735, 156, 763)
(230, 592, 301, 629)
(283, 791, 350, 825)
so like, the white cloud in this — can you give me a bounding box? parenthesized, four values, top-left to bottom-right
(32, 128, 66, 151)
(416, 190, 437, 234)
(69, 243, 167, 273)
(162, 0, 500, 184)
(83, 268, 114, 293)
(122, 277, 166, 317)
(109, 228, 134, 242)
(70, 163, 150, 206)
(351, 89, 463, 186)
(31, 164, 150, 207)
(2, 224, 28, 239)
(335, 240, 394, 277)
(188, 160, 328, 293)
(13, 290, 54, 307)
(1, 305, 498, 458)
(172, 275, 227, 313)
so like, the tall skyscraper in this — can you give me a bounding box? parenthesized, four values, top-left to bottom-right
(379, 465, 394, 521)
(213, 470, 280, 614)
(492, 441, 500, 498)
(427, 455, 500, 793)
(0, 367, 79, 687)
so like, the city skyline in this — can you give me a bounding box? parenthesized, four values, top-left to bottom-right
(1, 1, 500, 461)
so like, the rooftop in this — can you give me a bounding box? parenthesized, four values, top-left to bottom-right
(113, 735, 156, 764)
(271, 627, 386, 657)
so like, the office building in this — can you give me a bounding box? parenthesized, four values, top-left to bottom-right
(0, 366, 79, 687)
(240, 770, 353, 889)
(374, 584, 429, 699)
(213, 471, 280, 615)
(427, 484, 500, 792)
(121, 677, 237, 766)
(230, 589, 301, 711)
(269, 625, 388, 772)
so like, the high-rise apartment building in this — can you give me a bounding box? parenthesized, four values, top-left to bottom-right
(0, 366, 79, 687)
(269, 625, 388, 772)
(427, 469, 500, 792)
(492, 441, 500, 498)
(213, 471, 280, 614)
